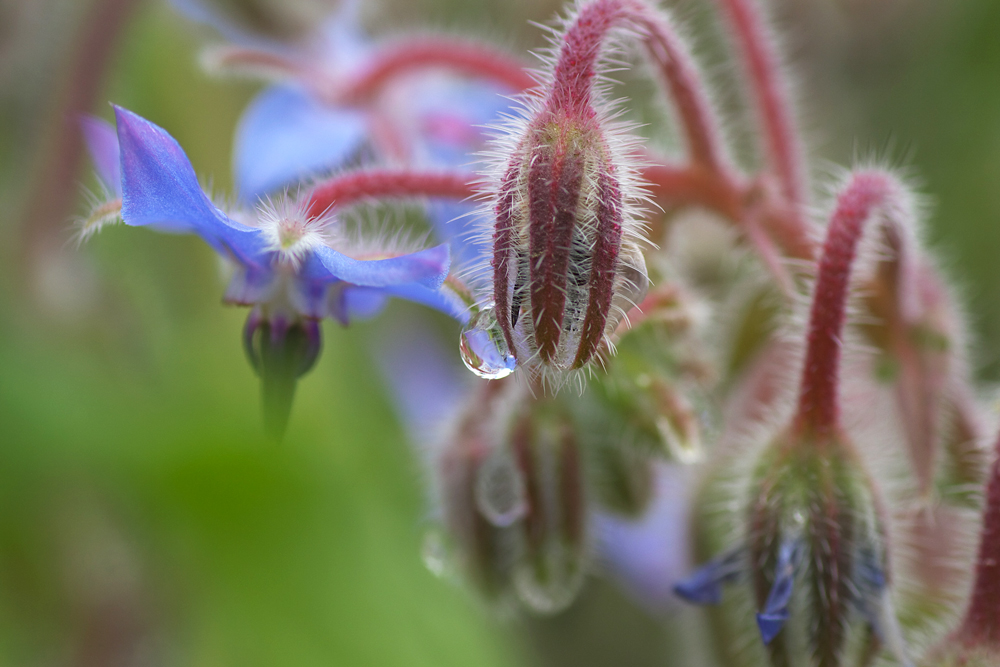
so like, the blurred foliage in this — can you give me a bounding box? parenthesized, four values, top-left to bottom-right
(0, 0, 998, 665)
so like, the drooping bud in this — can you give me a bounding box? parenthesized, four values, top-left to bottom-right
(507, 402, 589, 613)
(428, 381, 591, 613)
(491, 107, 647, 376)
(243, 308, 322, 441)
(488, 0, 653, 380)
(676, 172, 914, 667)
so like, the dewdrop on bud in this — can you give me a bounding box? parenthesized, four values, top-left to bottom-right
(459, 306, 517, 380)
(486, 0, 653, 380)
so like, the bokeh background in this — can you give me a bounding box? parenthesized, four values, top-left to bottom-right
(0, 0, 999, 664)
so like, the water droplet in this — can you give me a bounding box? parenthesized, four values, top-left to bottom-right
(512, 545, 586, 614)
(656, 414, 703, 464)
(421, 529, 450, 578)
(475, 447, 527, 527)
(459, 306, 517, 380)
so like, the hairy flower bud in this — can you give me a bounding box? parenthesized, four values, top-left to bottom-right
(482, 0, 657, 382)
(491, 108, 647, 377)
(677, 432, 908, 667)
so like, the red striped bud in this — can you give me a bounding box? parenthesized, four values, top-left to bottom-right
(486, 1, 650, 382)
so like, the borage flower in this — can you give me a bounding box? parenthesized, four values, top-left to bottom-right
(82, 106, 471, 439)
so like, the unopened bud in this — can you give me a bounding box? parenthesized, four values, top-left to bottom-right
(508, 406, 589, 613)
(677, 431, 910, 667)
(491, 109, 648, 378)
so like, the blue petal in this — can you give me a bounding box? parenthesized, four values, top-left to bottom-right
(114, 106, 266, 268)
(234, 85, 369, 201)
(343, 288, 389, 321)
(407, 79, 514, 168)
(424, 201, 489, 267)
(299, 243, 450, 289)
(377, 282, 470, 324)
(757, 611, 789, 645)
(314, 0, 372, 71)
(673, 547, 745, 605)
(756, 539, 801, 645)
(373, 312, 473, 442)
(79, 116, 121, 196)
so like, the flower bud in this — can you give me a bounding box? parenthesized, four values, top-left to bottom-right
(491, 108, 648, 377)
(677, 433, 909, 667)
(243, 307, 322, 440)
(429, 382, 591, 614)
(507, 404, 589, 613)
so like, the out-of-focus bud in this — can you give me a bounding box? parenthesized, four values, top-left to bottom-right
(918, 427, 1000, 667)
(677, 171, 916, 667)
(859, 211, 979, 500)
(570, 283, 714, 514)
(429, 382, 591, 614)
(243, 307, 322, 440)
(507, 403, 589, 613)
(677, 432, 909, 667)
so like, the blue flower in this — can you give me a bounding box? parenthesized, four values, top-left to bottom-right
(82, 106, 464, 437)
(102, 106, 455, 320)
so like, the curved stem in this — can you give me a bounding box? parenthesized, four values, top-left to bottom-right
(305, 169, 480, 218)
(716, 0, 806, 210)
(342, 38, 536, 101)
(641, 162, 815, 261)
(547, 0, 731, 174)
(794, 171, 898, 438)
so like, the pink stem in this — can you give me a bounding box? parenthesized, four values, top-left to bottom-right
(958, 428, 1000, 647)
(547, 0, 731, 174)
(641, 162, 815, 261)
(341, 38, 536, 101)
(716, 0, 806, 209)
(794, 171, 896, 438)
(305, 170, 479, 219)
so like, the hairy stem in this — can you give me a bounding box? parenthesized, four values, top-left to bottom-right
(342, 38, 536, 101)
(305, 170, 479, 218)
(794, 171, 898, 438)
(548, 0, 730, 173)
(716, 0, 806, 210)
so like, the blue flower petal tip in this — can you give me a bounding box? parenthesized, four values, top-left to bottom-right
(674, 548, 744, 606)
(756, 610, 789, 644)
(673, 575, 722, 605)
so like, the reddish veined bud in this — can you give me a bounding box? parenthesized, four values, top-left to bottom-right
(491, 107, 648, 377)
(487, 0, 653, 382)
